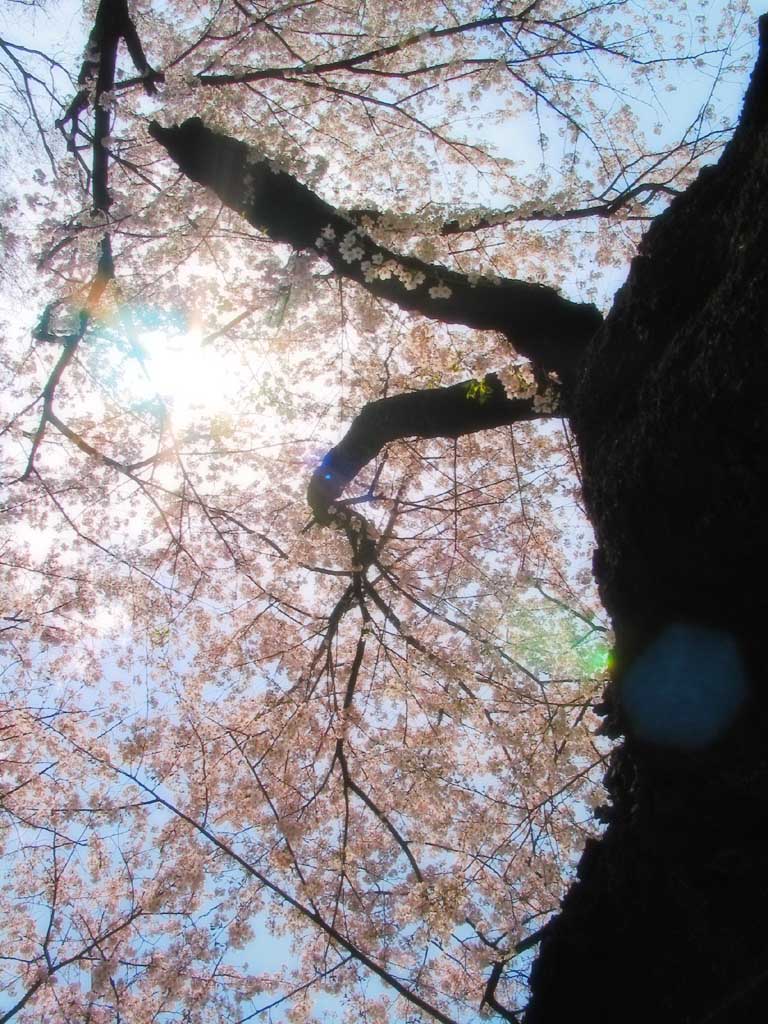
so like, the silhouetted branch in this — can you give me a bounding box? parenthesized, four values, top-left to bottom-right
(347, 182, 684, 236)
(306, 372, 553, 524)
(57, 0, 161, 146)
(149, 118, 603, 381)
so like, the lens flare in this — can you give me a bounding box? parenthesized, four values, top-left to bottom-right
(620, 624, 747, 748)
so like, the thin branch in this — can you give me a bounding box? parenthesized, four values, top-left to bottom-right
(349, 181, 683, 236)
(51, 734, 462, 1024)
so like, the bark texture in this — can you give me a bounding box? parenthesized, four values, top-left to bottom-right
(524, 16, 768, 1024)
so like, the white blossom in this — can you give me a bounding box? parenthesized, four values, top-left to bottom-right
(404, 271, 426, 290)
(533, 389, 559, 414)
(341, 245, 364, 263)
(339, 229, 365, 262)
(429, 282, 452, 299)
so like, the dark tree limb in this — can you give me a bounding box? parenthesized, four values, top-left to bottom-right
(57, 0, 162, 149)
(21, 0, 140, 481)
(521, 15, 768, 1024)
(347, 181, 684, 236)
(306, 372, 554, 525)
(148, 118, 603, 382)
(480, 961, 520, 1022)
(56, 0, 154, 212)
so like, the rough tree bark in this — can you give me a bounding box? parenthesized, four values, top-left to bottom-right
(524, 16, 768, 1024)
(150, 16, 768, 1022)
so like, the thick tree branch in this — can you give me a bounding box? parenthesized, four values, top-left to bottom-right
(148, 118, 603, 381)
(306, 372, 554, 525)
(57, 0, 162, 153)
(335, 741, 424, 882)
(740, 14, 768, 130)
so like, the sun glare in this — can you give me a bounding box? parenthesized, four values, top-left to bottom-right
(139, 326, 239, 424)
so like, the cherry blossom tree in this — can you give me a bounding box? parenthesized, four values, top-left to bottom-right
(0, 1, 765, 1022)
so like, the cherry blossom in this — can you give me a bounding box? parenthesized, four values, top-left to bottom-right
(0, 1, 758, 1021)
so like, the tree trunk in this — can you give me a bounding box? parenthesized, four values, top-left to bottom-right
(524, 17, 768, 1024)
